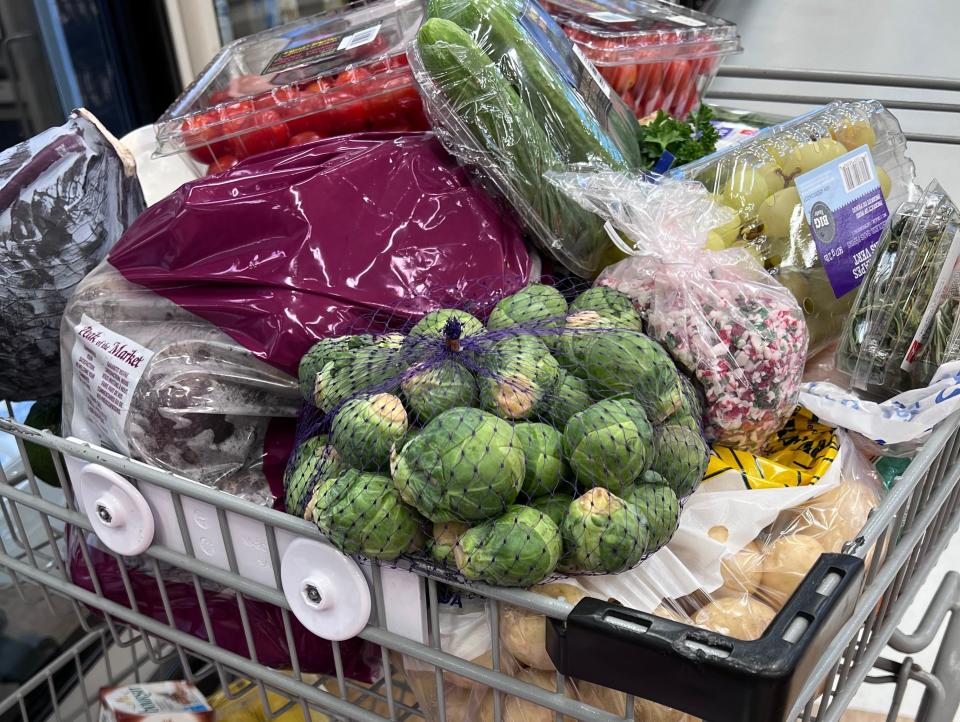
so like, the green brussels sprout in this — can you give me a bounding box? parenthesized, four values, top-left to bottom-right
(310, 469, 421, 560)
(649, 425, 709, 498)
(677, 373, 704, 421)
(563, 398, 653, 495)
(479, 335, 560, 420)
(330, 393, 408, 471)
(665, 412, 701, 433)
(455, 505, 561, 587)
(562, 488, 649, 573)
(401, 360, 477, 423)
(542, 369, 593, 429)
(428, 521, 470, 565)
(390, 426, 421, 476)
(284, 435, 345, 518)
(569, 286, 642, 330)
(392, 407, 523, 521)
(624, 483, 679, 549)
(298, 334, 373, 402)
(408, 309, 484, 342)
(486, 284, 568, 346)
(579, 330, 679, 406)
(513, 422, 565, 498)
(314, 335, 404, 413)
(639, 469, 667, 486)
(554, 311, 617, 374)
(527, 494, 574, 527)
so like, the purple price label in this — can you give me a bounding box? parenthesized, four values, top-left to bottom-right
(795, 146, 890, 298)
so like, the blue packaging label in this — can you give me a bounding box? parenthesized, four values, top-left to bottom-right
(795, 145, 890, 298)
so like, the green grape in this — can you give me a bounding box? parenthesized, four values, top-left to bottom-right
(708, 198, 741, 246)
(831, 120, 877, 151)
(756, 161, 787, 194)
(763, 137, 802, 167)
(877, 167, 891, 197)
(721, 165, 770, 217)
(757, 186, 802, 240)
(783, 138, 848, 177)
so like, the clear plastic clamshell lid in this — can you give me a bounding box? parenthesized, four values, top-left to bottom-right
(154, 0, 426, 159)
(543, 0, 741, 63)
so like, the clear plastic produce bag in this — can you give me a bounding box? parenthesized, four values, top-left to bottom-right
(669, 100, 916, 356)
(548, 173, 808, 450)
(288, 283, 711, 588)
(837, 180, 960, 397)
(408, 0, 643, 278)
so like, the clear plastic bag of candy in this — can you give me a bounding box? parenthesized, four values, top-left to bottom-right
(547, 172, 808, 450)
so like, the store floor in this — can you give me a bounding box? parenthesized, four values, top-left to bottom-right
(711, 1, 960, 719)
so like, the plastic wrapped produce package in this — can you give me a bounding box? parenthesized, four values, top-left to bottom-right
(61, 132, 532, 675)
(543, 0, 741, 118)
(289, 283, 710, 587)
(837, 180, 960, 397)
(549, 173, 807, 450)
(669, 100, 916, 356)
(154, 0, 429, 175)
(0, 109, 145, 401)
(409, 0, 644, 278)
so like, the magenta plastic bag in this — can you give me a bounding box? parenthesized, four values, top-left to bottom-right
(62, 132, 530, 679)
(67, 529, 378, 679)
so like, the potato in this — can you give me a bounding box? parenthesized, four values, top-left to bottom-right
(447, 686, 492, 722)
(693, 596, 777, 641)
(798, 481, 876, 554)
(482, 668, 574, 722)
(500, 584, 588, 671)
(719, 540, 765, 597)
(445, 649, 494, 691)
(762, 534, 825, 604)
(634, 696, 699, 722)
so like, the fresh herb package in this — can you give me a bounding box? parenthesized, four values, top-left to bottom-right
(837, 180, 960, 397)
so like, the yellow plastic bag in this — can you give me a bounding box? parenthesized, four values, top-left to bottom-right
(706, 409, 839, 489)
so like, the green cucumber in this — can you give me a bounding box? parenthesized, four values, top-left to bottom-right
(417, 18, 610, 277)
(427, 0, 640, 169)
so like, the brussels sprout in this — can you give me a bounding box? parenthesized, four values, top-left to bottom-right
(541, 369, 592, 429)
(428, 521, 470, 565)
(513, 422, 565, 498)
(284, 435, 345, 518)
(310, 469, 421, 560)
(639, 469, 667, 486)
(569, 287, 642, 331)
(392, 407, 523, 521)
(554, 311, 617, 374)
(486, 284, 568, 344)
(390, 426, 421, 476)
(666, 412, 701, 433)
(562, 488, 649, 573)
(563, 398, 653, 495)
(479, 335, 560, 420)
(455, 505, 561, 587)
(580, 330, 679, 406)
(408, 309, 484, 343)
(314, 336, 403, 413)
(527, 494, 573, 527)
(649, 425, 709, 497)
(624, 483, 679, 549)
(298, 335, 373, 402)
(401, 360, 477, 423)
(330, 393, 408, 471)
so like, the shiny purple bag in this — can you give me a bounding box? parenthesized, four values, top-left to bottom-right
(64, 132, 531, 676)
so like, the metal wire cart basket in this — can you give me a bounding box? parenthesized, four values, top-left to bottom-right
(3, 70, 960, 722)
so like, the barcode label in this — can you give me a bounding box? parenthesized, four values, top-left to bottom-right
(338, 23, 381, 51)
(588, 10, 634, 22)
(668, 14, 706, 27)
(572, 44, 612, 99)
(838, 152, 874, 193)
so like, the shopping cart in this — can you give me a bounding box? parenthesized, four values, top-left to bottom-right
(3, 68, 960, 722)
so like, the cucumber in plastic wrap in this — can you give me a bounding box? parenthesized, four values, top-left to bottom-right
(414, 17, 615, 277)
(427, 0, 639, 169)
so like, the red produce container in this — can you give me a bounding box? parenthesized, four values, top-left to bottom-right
(543, 0, 740, 118)
(154, 0, 427, 175)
